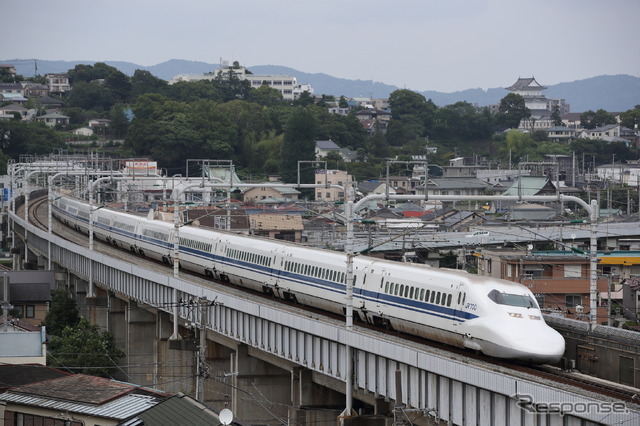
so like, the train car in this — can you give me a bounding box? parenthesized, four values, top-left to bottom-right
(51, 195, 565, 363)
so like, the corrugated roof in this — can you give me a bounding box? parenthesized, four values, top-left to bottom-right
(502, 177, 553, 196)
(0, 392, 162, 420)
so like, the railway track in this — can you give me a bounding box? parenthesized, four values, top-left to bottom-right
(25, 195, 640, 406)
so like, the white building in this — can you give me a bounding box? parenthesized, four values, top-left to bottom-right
(169, 63, 313, 101)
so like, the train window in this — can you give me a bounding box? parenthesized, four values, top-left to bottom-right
(447, 294, 452, 306)
(409, 287, 414, 299)
(457, 293, 461, 304)
(436, 292, 441, 304)
(487, 290, 538, 308)
(385, 282, 389, 293)
(286, 261, 290, 271)
(399, 284, 405, 297)
(462, 293, 466, 305)
(394, 284, 399, 296)
(429, 290, 435, 303)
(420, 289, 425, 301)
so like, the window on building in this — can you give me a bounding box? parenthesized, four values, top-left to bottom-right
(523, 264, 543, 278)
(566, 294, 582, 308)
(564, 264, 582, 278)
(26, 305, 35, 318)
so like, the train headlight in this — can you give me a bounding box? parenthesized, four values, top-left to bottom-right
(508, 312, 523, 318)
(528, 315, 541, 320)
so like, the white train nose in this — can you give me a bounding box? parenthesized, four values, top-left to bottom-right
(511, 327, 566, 363)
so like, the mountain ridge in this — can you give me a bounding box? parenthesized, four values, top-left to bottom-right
(4, 58, 639, 112)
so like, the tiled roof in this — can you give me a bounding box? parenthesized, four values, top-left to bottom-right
(0, 364, 70, 392)
(505, 77, 546, 91)
(249, 213, 303, 230)
(316, 140, 340, 150)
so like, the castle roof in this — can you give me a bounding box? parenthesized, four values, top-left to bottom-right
(506, 77, 547, 91)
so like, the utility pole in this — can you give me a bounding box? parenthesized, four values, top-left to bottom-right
(195, 297, 210, 403)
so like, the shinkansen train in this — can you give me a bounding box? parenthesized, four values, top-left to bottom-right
(52, 195, 565, 363)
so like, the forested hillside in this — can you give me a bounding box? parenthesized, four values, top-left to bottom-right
(1, 62, 639, 181)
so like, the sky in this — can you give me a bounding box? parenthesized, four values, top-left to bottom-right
(4, 0, 640, 93)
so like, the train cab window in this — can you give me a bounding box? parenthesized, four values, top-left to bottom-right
(487, 289, 538, 308)
(446, 294, 452, 306)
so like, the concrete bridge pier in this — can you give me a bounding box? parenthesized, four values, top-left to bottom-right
(229, 344, 291, 424)
(289, 366, 344, 425)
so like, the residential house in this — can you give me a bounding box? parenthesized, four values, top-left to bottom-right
(0, 83, 23, 96)
(354, 109, 391, 135)
(0, 373, 168, 425)
(578, 124, 637, 146)
(386, 175, 415, 195)
(248, 212, 304, 242)
(442, 157, 488, 178)
(88, 118, 112, 129)
(0, 270, 55, 328)
(21, 82, 49, 98)
(37, 95, 64, 109)
(357, 180, 393, 197)
(315, 140, 340, 158)
(420, 177, 493, 197)
(0, 83, 27, 104)
(36, 111, 69, 128)
(45, 73, 71, 93)
(546, 126, 576, 143)
(0, 104, 27, 121)
(73, 126, 94, 137)
(243, 184, 300, 203)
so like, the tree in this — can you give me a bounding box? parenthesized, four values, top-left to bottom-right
(41, 289, 80, 337)
(279, 107, 317, 183)
(0, 121, 65, 169)
(246, 84, 284, 107)
(131, 69, 168, 99)
(620, 105, 640, 130)
(293, 91, 315, 107)
(65, 81, 117, 112)
(386, 89, 437, 146)
(498, 130, 535, 164)
(580, 109, 616, 129)
(551, 105, 563, 126)
(496, 93, 530, 130)
(47, 318, 125, 378)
